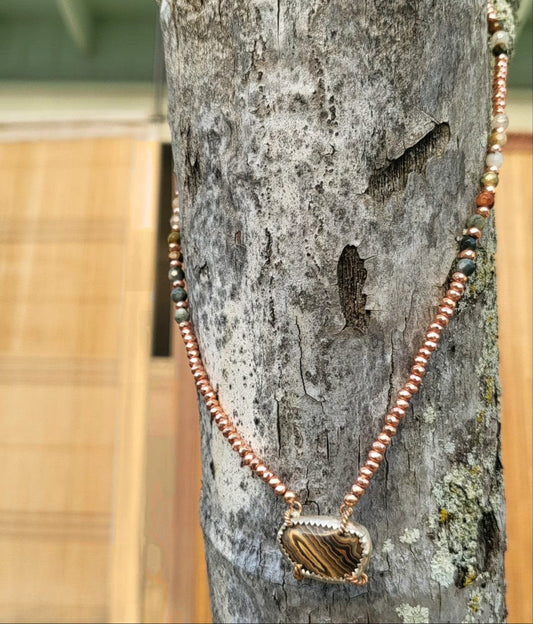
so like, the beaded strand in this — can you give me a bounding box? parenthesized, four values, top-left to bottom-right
(167, 1, 510, 518)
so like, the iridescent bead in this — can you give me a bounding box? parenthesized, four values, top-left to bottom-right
(491, 113, 509, 131)
(170, 215, 180, 229)
(481, 171, 499, 188)
(171, 287, 188, 302)
(168, 231, 180, 244)
(174, 308, 190, 323)
(490, 30, 510, 56)
(456, 258, 476, 276)
(460, 235, 477, 251)
(168, 266, 185, 281)
(489, 130, 507, 148)
(466, 214, 486, 230)
(485, 151, 504, 170)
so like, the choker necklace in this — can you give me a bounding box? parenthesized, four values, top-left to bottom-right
(167, 1, 510, 586)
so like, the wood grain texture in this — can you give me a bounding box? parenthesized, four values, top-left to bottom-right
(161, 1, 511, 622)
(0, 138, 159, 623)
(496, 139, 533, 624)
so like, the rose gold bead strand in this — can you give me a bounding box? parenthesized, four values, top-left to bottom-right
(168, 190, 295, 505)
(341, 2, 510, 517)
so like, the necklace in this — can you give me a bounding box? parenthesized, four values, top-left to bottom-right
(167, 1, 510, 586)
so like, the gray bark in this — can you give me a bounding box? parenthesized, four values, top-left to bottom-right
(161, 1, 514, 622)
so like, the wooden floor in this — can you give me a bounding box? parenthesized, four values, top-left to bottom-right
(0, 135, 530, 623)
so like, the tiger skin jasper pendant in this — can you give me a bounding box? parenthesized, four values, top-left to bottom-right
(277, 515, 372, 585)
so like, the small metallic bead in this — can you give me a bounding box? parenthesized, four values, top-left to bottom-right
(412, 364, 426, 376)
(261, 470, 274, 482)
(268, 476, 281, 488)
(250, 457, 260, 470)
(450, 281, 465, 293)
(173, 280, 186, 289)
(351, 484, 365, 497)
(170, 214, 180, 229)
(356, 475, 370, 489)
(424, 340, 438, 352)
(442, 297, 456, 309)
(168, 266, 185, 282)
(242, 452, 254, 466)
(175, 301, 189, 309)
(366, 458, 382, 471)
(477, 206, 491, 218)
(168, 251, 180, 261)
(452, 272, 468, 284)
(221, 425, 234, 438)
(398, 389, 412, 400)
(429, 322, 444, 332)
(489, 132, 507, 149)
(209, 407, 223, 420)
(192, 370, 207, 381)
(457, 258, 476, 276)
(408, 373, 423, 385)
(214, 413, 226, 426)
(447, 288, 463, 301)
(168, 231, 180, 245)
(391, 406, 406, 419)
(396, 398, 410, 410)
(466, 214, 487, 231)
(385, 414, 400, 426)
(344, 493, 358, 507)
(174, 308, 190, 323)
(378, 432, 392, 445)
(486, 151, 504, 170)
(188, 356, 201, 366)
(205, 398, 218, 409)
(414, 355, 428, 366)
(168, 243, 180, 251)
(227, 431, 239, 443)
(255, 464, 267, 476)
(171, 196, 179, 209)
(419, 347, 432, 358)
(360, 466, 374, 479)
(238, 445, 250, 459)
(275, 484, 288, 497)
(232, 439, 243, 451)
(372, 441, 387, 453)
(199, 383, 212, 395)
(382, 425, 397, 438)
(187, 349, 200, 358)
(459, 249, 476, 261)
(425, 330, 441, 341)
(368, 450, 384, 463)
(405, 381, 419, 394)
(438, 306, 455, 319)
(435, 313, 449, 327)
(284, 490, 297, 504)
(492, 113, 509, 130)
(171, 287, 188, 303)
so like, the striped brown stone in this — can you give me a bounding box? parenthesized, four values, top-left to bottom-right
(277, 516, 371, 582)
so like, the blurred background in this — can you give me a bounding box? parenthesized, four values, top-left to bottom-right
(0, 1, 531, 622)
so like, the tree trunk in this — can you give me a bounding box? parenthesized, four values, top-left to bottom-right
(160, 1, 515, 622)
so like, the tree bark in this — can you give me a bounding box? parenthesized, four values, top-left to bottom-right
(161, 1, 515, 622)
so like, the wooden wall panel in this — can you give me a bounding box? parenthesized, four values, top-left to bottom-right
(0, 138, 159, 623)
(496, 138, 533, 624)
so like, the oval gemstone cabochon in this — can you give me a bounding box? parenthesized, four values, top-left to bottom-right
(278, 516, 371, 582)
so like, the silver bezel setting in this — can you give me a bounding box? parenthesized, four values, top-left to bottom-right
(277, 515, 372, 583)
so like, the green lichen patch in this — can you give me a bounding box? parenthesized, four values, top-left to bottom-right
(431, 464, 486, 587)
(395, 603, 430, 624)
